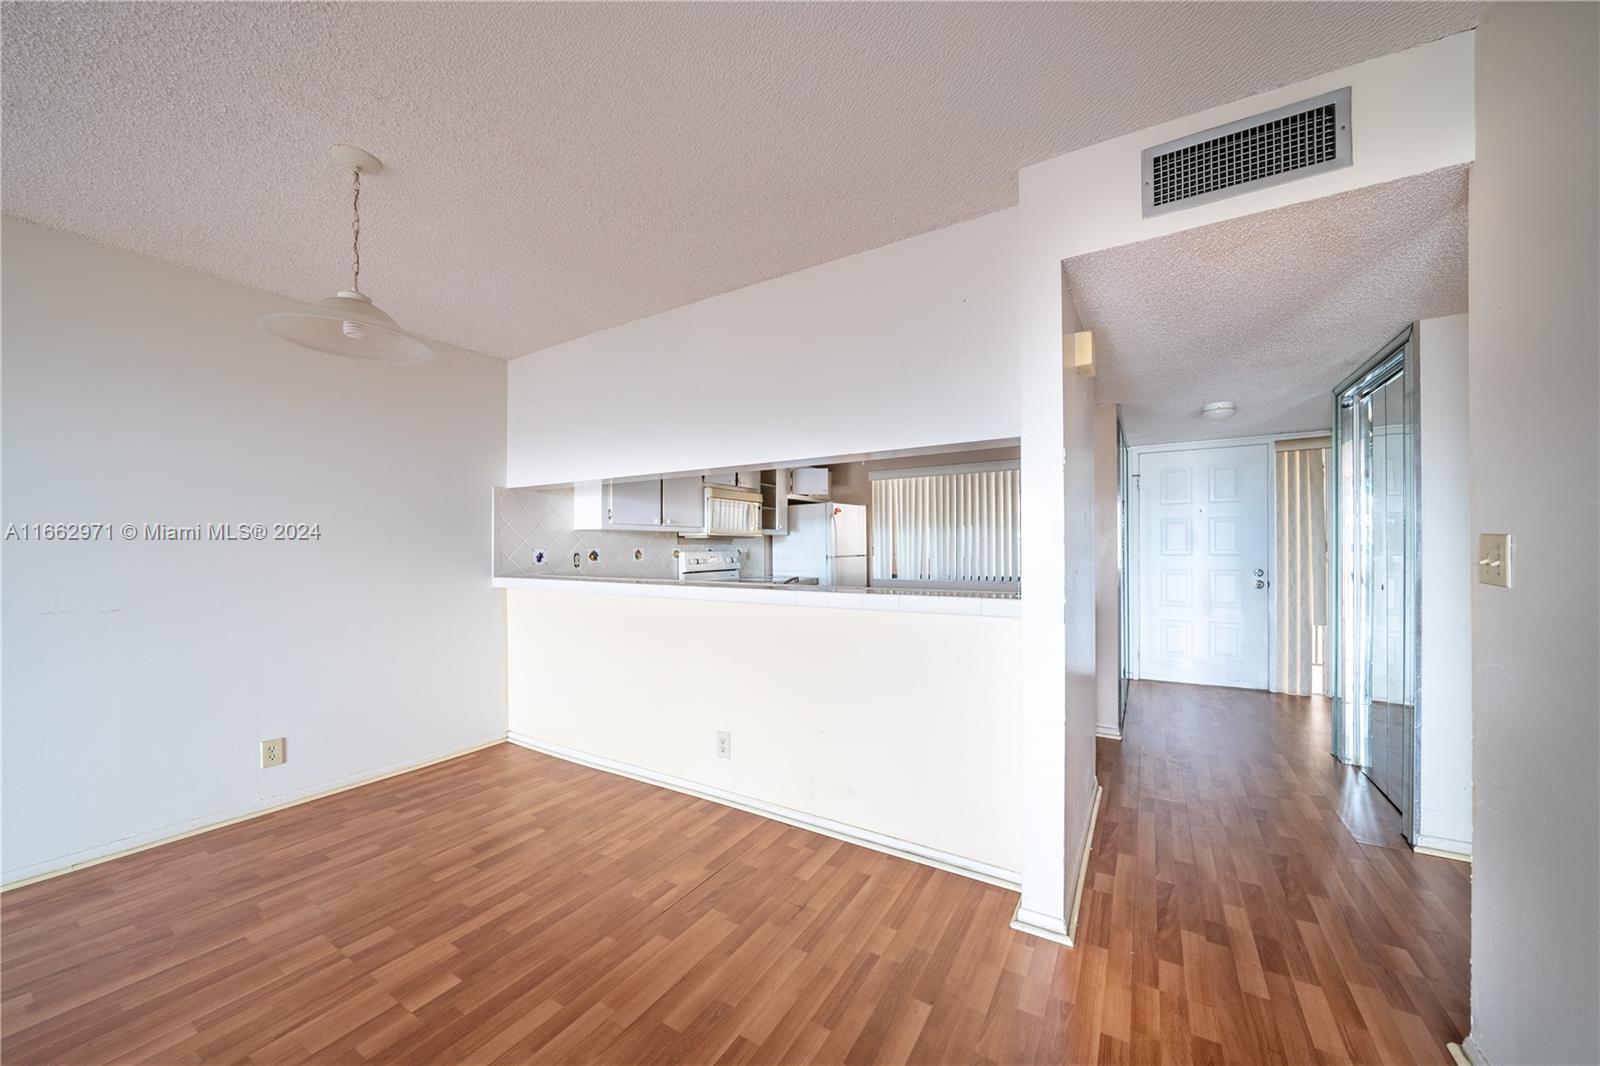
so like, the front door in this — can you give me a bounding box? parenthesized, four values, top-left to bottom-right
(1136, 443, 1271, 689)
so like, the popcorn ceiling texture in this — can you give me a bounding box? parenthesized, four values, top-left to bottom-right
(1, 2, 1480, 359)
(1065, 166, 1469, 444)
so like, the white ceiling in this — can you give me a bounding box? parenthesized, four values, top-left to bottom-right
(1, 2, 1480, 359)
(1065, 165, 1469, 444)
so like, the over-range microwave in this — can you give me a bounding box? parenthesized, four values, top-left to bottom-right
(695, 485, 763, 537)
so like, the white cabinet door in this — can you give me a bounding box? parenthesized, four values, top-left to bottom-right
(660, 476, 705, 530)
(608, 479, 661, 526)
(790, 466, 830, 497)
(1135, 444, 1270, 689)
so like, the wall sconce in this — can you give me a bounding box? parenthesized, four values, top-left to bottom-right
(1069, 330, 1095, 377)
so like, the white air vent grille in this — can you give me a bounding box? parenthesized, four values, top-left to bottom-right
(1151, 103, 1337, 206)
(1142, 88, 1351, 217)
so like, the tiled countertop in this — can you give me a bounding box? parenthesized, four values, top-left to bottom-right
(491, 573, 1021, 616)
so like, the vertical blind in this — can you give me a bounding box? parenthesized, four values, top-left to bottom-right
(870, 467, 1020, 583)
(1273, 441, 1330, 695)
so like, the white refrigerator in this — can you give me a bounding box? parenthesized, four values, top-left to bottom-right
(771, 503, 868, 587)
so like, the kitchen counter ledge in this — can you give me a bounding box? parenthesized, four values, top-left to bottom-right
(491, 573, 1021, 617)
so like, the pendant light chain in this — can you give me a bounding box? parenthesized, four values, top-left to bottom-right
(350, 166, 362, 294)
(256, 144, 433, 362)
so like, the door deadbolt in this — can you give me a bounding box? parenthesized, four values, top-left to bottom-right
(1253, 568, 1265, 577)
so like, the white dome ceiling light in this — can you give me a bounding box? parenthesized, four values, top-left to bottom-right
(1200, 400, 1237, 421)
(258, 145, 434, 364)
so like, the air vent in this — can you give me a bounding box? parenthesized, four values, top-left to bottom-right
(1141, 88, 1351, 217)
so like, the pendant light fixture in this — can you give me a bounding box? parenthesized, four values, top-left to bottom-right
(258, 145, 434, 363)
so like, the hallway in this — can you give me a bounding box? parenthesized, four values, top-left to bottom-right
(1083, 681, 1470, 1063)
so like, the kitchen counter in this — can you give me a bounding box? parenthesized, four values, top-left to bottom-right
(491, 572, 1021, 616)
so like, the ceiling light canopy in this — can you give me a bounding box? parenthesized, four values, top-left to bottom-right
(1200, 400, 1236, 421)
(258, 145, 434, 363)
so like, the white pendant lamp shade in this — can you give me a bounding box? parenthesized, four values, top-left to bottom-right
(260, 290, 433, 363)
(258, 145, 434, 363)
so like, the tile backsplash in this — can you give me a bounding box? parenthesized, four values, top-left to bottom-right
(494, 486, 769, 580)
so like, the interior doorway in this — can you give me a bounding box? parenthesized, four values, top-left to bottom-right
(1065, 168, 1470, 857)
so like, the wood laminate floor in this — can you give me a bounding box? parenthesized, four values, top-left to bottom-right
(1, 682, 1469, 1064)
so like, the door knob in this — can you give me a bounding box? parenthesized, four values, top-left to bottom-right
(1254, 579, 1267, 589)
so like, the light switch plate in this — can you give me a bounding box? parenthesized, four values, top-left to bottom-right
(1477, 533, 1512, 588)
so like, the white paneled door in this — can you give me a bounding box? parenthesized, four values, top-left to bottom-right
(1136, 443, 1271, 689)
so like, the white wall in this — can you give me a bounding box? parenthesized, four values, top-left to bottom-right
(506, 208, 1018, 486)
(1012, 271, 1095, 941)
(1015, 31, 1476, 940)
(1466, 6, 1599, 1064)
(505, 589, 1022, 878)
(1057, 290, 1102, 926)
(1414, 314, 1472, 856)
(1, 219, 509, 883)
(1093, 404, 1121, 736)
(499, 202, 1029, 894)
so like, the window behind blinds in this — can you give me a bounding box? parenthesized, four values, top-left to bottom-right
(870, 466, 1020, 583)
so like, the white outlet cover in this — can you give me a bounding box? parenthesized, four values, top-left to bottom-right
(716, 731, 731, 758)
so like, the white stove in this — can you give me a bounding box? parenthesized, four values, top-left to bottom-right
(677, 545, 740, 581)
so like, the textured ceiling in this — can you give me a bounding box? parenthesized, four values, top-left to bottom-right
(1, 2, 1481, 358)
(1065, 166, 1470, 444)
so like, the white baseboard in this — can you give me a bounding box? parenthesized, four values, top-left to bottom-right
(507, 732, 1021, 891)
(1010, 906, 1073, 945)
(1415, 834, 1473, 863)
(1, 735, 508, 890)
(1095, 725, 1123, 740)
(1065, 782, 1103, 940)
(1009, 781, 1103, 948)
(1458, 1035, 1493, 1066)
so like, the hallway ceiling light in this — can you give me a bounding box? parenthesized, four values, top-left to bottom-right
(1201, 401, 1237, 421)
(258, 145, 434, 363)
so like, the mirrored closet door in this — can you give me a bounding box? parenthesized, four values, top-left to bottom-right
(1332, 330, 1419, 840)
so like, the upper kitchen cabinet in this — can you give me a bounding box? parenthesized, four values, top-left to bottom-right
(702, 469, 761, 488)
(574, 478, 663, 530)
(660, 476, 706, 531)
(760, 468, 789, 535)
(789, 466, 831, 499)
(573, 475, 710, 532)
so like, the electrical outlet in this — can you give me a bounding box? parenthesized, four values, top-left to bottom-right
(260, 737, 286, 768)
(716, 731, 732, 759)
